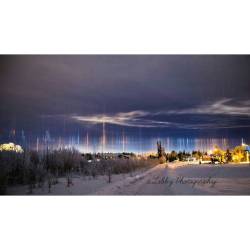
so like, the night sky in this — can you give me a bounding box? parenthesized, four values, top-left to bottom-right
(1, 55, 250, 150)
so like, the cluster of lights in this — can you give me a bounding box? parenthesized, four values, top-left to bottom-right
(0, 143, 24, 153)
(207, 142, 250, 163)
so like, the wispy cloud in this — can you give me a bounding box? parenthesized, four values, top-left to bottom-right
(71, 98, 250, 129)
(163, 98, 250, 116)
(72, 111, 176, 128)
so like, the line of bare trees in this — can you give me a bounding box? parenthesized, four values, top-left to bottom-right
(0, 149, 157, 194)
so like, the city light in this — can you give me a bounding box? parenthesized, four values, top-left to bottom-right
(0, 142, 24, 153)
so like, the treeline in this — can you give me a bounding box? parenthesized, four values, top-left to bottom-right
(0, 149, 157, 194)
(154, 150, 192, 163)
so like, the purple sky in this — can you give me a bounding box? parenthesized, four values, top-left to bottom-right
(1, 55, 250, 140)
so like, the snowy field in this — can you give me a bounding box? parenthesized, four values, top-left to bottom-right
(6, 163, 250, 195)
(6, 168, 150, 195)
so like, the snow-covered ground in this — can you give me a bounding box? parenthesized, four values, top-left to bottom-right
(6, 167, 152, 195)
(6, 163, 250, 195)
